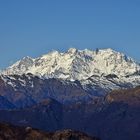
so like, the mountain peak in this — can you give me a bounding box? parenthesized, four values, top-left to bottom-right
(67, 48, 78, 54)
(102, 48, 114, 52)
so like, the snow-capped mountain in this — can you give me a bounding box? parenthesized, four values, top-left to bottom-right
(2, 48, 140, 81)
(1, 48, 140, 95)
(0, 48, 140, 140)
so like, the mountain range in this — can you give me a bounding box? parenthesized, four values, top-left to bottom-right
(2, 48, 140, 79)
(0, 48, 140, 140)
(0, 48, 140, 106)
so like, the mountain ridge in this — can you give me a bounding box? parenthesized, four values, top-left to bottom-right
(2, 48, 140, 81)
(0, 48, 140, 106)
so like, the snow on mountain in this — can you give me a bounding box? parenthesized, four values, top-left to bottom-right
(1, 48, 140, 105)
(2, 56, 34, 75)
(2, 48, 140, 81)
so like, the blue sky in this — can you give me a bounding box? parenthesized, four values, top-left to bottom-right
(0, 0, 140, 69)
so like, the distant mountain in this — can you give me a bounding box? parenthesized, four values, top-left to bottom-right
(0, 48, 140, 108)
(0, 48, 140, 140)
(0, 122, 99, 140)
(2, 48, 140, 81)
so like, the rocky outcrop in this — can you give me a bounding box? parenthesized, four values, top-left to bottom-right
(0, 122, 99, 140)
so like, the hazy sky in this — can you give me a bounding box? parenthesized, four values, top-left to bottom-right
(0, 0, 140, 68)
